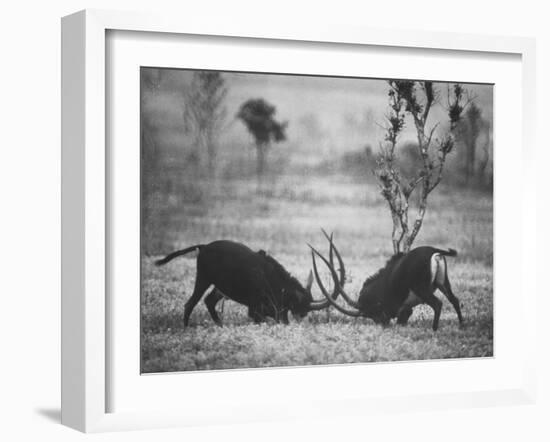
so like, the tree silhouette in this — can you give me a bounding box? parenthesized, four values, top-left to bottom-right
(236, 98, 287, 179)
(183, 71, 227, 172)
(375, 81, 473, 253)
(456, 102, 486, 185)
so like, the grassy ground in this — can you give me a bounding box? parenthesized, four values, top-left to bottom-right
(141, 173, 493, 373)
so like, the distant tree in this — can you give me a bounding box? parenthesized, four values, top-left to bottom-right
(375, 81, 473, 253)
(456, 102, 483, 184)
(183, 71, 228, 172)
(476, 123, 492, 186)
(236, 98, 288, 179)
(141, 68, 163, 193)
(141, 68, 169, 253)
(455, 102, 493, 187)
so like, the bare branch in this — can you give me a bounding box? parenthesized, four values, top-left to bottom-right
(426, 122, 440, 148)
(421, 81, 435, 123)
(374, 81, 476, 252)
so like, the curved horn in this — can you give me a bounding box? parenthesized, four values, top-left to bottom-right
(321, 229, 344, 287)
(305, 231, 340, 311)
(309, 246, 363, 317)
(307, 240, 339, 311)
(308, 300, 332, 311)
(319, 231, 361, 309)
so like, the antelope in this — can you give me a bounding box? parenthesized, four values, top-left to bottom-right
(309, 231, 464, 331)
(155, 239, 340, 326)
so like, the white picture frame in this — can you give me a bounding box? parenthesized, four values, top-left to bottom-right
(61, 9, 537, 433)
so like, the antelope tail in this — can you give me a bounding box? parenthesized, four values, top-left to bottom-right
(154, 245, 204, 266)
(440, 248, 457, 257)
(431, 248, 455, 286)
(431, 247, 457, 257)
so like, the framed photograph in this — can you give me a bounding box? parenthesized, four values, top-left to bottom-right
(61, 9, 537, 433)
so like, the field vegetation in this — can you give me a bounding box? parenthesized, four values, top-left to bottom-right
(141, 70, 493, 373)
(141, 173, 493, 373)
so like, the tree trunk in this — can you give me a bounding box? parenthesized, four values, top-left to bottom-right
(465, 139, 475, 184)
(256, 142, 267, 180)
(206, 126, 216, 175)
(207, 140, 215, 175)
(477, 139, 489, 187)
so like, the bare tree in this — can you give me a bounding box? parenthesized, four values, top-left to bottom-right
(375, 81, 472, 253)
(237, 98, 288, 180)
(476, 122, 492, 186)
(141, 69, 162, 180)
(456, 102, 482, 184)
(141, 68, 169, 253)
(183, 71, 228, 172)
(455, 103, 492, 187)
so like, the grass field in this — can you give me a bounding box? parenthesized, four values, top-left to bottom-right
(141, 172, 493, 373)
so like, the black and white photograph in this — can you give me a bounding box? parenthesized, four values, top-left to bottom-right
(5, 0, 550, 439)
(140, 68, 493, 373)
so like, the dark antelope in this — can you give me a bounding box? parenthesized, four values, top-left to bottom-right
(309, 232, 464, 331)
(155, 240, 339, 326)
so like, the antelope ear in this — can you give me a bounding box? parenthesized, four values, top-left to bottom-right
(305, 270, 314, 291)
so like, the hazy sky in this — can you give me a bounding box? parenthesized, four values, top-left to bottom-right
(145, 68, 493, 156)
(224, 71, 492, 140)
